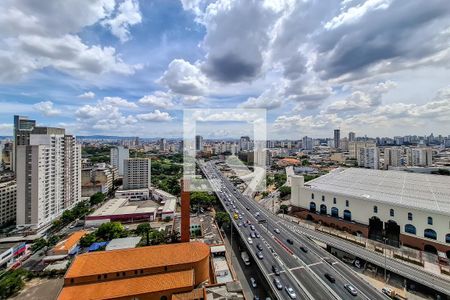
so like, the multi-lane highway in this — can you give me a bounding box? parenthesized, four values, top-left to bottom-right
(201, 161, 388, 300)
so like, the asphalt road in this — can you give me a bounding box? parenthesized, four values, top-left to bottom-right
(201, 160, 389, 300)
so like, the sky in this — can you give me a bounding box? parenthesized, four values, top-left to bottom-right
(0, 0, 449, 139)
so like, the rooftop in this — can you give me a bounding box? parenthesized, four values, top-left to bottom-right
(105, 236, 141, 251)
(65, 242, 210, 279)
(89, 198, 157, 217)
(58, 269, 194, 300)
(305, 168, 450, 215)
(51, 231, 87, 253)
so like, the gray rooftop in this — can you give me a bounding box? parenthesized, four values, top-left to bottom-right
(306, 168, 450, 215)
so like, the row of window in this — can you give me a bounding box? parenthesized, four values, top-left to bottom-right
(404, 225, 450, 243)
(312, 194, 436, 226)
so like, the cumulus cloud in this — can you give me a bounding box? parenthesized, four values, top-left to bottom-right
(137, 110, 174, 122)
(33, 101, 61, 116)
(239, 86, 283, 110)
(75, 100, 137, 130)
(0, 0, 141, 82)
(138, 91, 175, 109)
(100, 96, 137, 108)
(78, 91, 96, 99)
(158, 59, 208, 96)
(101, 0, 142, 42)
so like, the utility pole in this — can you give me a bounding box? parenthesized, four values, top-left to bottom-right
(384, 237, 388, 282)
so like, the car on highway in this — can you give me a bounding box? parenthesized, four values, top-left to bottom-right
(239, 215, 243, 219)
(243, 223, 248, 228)
(238, 222, 242, 227)
(250, 225, 255, 231)
(256, 244, 263, 251)
(324, 273, 336, 283)
(253, 296, 259, 300)
(247, 237, 253, 244)
(344, 284, 358, 296)
(300, 246, 308, 253)
(246, 207, 250, 211)
(274, 228, 280, 234)
(273, 278, 282, 290)
(250, 277, 257, 288)
(255, 232, 260, 238)
(272, 265, 280, 275)
(286, 239, 294, 245)
(255, 212, 260, 217)
(250, 232, 256, 238)
(285, 286, 296, 299)
(257, 251, 264, 259)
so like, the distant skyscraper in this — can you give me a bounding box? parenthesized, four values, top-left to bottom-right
(195, 135, 203, 152)
(239, 136, 251, 151)
(302, 136, 313, 151)
(348, 132, 356, 142)
(334, 129, 340, 149)
(16, 123, 81, 229)
(159, 138, 167, 151)
(123, 158, 151, 190)
(110, 146, 129, 176)
(358, 147, 379, 169)
(384, 147, 402, 169)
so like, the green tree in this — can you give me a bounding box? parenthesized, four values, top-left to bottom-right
(302, 159, 310, 166)
(279, 186, 291, 198)
(279, 204, 289, 214)
(274, 173, 287, 188)
(90, 192, 106, 206)
(0, 269, 30, 299)
(191, 192, 216, 209)
(61, 210, 75, 224)
(31, 238, 48, 252)
(79, 233, 97, 247)
(149, 230, 165, 245)
(48, 235, 60, 247)
(215, 211, 231, 227)
(136, 223, 151, 246)
(96, 222, 127, 241)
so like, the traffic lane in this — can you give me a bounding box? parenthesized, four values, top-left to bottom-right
(290, 267, 337, 300)
(310, 262, 368, 300)
(331, 262, 387, 300)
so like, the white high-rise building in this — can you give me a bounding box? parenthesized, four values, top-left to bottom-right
(349, 141, 377, 160)
(407, 148, 433, 167)
(358, 147, 379, 169)
(123, 158, 151, 190)
(110, 146, 129, 176)
(16, 125, 81, 229)
(384, 147, 402, 169)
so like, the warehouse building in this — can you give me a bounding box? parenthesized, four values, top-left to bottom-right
(58, 242, 211, 300)
(290, 168, 450, 257)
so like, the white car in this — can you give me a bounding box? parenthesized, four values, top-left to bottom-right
(247, 237, 253, 244)
(285, 287, 296, 299)
(274, 228, 280, 234)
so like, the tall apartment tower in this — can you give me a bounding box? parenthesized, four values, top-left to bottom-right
(13, 115, 36, 172)
(302, 136, 313, 151)
(159, 138, 167, 151)
(348, 132, 356, 142)
(16, 123, 81, 229)
(406, 148, 433, 166)
(123, 158, 151, 190)
(110, 146, 129, 176)
(333, 129, 340, 149)
(358, 147, 379, 169)
(0, 173, 16, 227)
(384, 147, 402, 169)
(195, 135, 203, 152)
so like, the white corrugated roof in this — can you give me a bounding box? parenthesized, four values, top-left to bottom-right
(305, 168, 450, 215)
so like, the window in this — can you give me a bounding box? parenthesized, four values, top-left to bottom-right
(320, 204, 327, 215)
(134, 270, 138, 275)
(103, 274, 107, 279)
(446, 234, 450, 243)
(70, 279, 74, 284)
(333, 197, 336, 204)
(140, 269, 144, 274)
(122, 272, 126, 276)
(390, 209, 394, 217)
(331, 207, 339, 218)
(343, 209, 351, 221)
(405, 224, 416, 235)
(311, 193, 314, 199)
(428, 217, 433, 225)
(345, 200, 349, 207)
(408, 212, 413, 221)
(322, 195, 325, 201)
(309, 202, 316, 213)
(116, 272, 120, 277)
(97, 275, 101, 280)
(424, 229, 437, 240)
(373, 206, 378, 213)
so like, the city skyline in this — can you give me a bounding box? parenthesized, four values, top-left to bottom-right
(0, 0, 449, 138)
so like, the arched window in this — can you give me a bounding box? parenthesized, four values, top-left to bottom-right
(424, 229, 437, 240)
(446, 234, 450, 244)
(309, 202, 316, 213)
(407, 212, 412, 221)
(427, 217, 433, 225)
(331, 207, 339, 218)
(320, 204, 327, 215)
(311, 193, 314, 199)
(373, 206, 378, 213)
(343, 209, 351, 221)
(405, 224, 416, 235)
(390, 209, 394, 217)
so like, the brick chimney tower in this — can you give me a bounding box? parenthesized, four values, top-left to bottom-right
(180, 179, 190, 242)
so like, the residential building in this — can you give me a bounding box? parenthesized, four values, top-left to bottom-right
(16, 124, 81, 230)
(239, 136, 251, 151)
(123, 158, 151, 190)
(13, 115, 36, 172)
(407, 147, 433, 167)
(195, 135, 203, 152)
(302, 136, 313, 151)
(159, 138, 167, 151)
(58, 242, 211, 300)
(0, 141, 13, 171)
(110, 146, 129, 176)
(384, 147, 402, 169)
(333, 129, 340, 149)
(81, 163, 117, 197)
(340, 137, 349, 151)
(358, 147, 379, 169)
(348, 141, 377, 160)
(348, 132, 356, 142)
(290, 168, 450, 255)
(0, 173, 16, 227)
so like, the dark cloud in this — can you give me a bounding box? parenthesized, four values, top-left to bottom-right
(202, 53, 261, 82)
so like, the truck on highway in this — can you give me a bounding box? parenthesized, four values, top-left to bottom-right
(241, 251, 251, 266)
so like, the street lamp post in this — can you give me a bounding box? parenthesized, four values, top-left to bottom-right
(384, 237, 388, 282)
